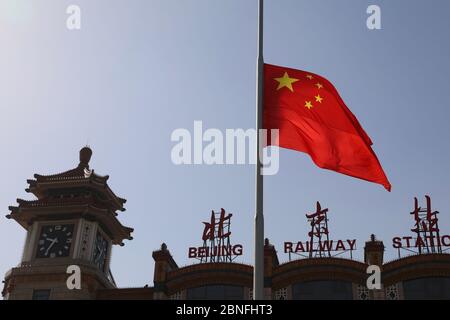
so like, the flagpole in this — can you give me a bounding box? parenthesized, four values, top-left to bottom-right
(254, 0, 264, 300)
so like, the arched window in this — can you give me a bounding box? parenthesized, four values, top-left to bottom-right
(403, 277, 450, 300)
(186, 285, 244, 300)
(292, 280, 353, 300)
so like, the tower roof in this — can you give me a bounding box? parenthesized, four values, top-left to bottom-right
(25, 147, 126, 211)
(7, 147, 133, 244)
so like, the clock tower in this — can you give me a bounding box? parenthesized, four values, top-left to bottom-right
(2, 147, 133, 300)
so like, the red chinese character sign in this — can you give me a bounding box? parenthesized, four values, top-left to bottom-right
(306, 202, 331, 258)
(202, 208, 232, 241)
(188, 208, 243, 262)
(284, 202, 357, 259)
(392, 195, 450, 256)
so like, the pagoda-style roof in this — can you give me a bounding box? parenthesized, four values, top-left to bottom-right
(7, 147, 133, 245)
(24, 147, 126, 212)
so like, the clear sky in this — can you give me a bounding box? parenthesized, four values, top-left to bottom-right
(1, 0, 449, 288)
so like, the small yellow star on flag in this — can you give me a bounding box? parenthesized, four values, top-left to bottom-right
(306, 75, 314, 80)
(274, 72, 299, 92)
(305, 101, 313, 109)
(316, 83, 323, 89)
(315, 94, 323, 103)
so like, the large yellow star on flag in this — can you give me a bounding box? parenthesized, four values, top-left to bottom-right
(274, 72, 299, 92)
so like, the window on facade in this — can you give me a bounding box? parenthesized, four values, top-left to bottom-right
(292, 280, 353, 300)
(187, 285, 244, 300)
(403, 277, 450, 300)
(32, 289, 51, 300)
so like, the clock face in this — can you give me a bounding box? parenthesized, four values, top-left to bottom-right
(93, 231, 109, 272)
(36, 224, 74, 258)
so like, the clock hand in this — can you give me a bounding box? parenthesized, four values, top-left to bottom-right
(45, 238, 58, 256)
(95, 245, 104, 261)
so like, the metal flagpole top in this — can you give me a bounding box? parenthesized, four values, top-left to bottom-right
(258, 0, 263, 56)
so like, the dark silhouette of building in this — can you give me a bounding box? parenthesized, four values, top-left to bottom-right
(2, 148, 450, 300)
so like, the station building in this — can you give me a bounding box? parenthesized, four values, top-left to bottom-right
(2, 148, 450, 300)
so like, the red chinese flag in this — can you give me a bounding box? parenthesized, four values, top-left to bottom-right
(263, 63, 391, 191)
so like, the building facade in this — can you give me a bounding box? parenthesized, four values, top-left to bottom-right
(2, 148, 450, 300)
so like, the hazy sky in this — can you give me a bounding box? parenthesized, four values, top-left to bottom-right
(1, 0, 450, 288)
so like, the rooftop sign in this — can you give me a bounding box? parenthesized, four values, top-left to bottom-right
(188, 208, 243, 262)
(284, 202, 356, 259)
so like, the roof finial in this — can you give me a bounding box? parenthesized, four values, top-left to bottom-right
(79, 146, 92, 168)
